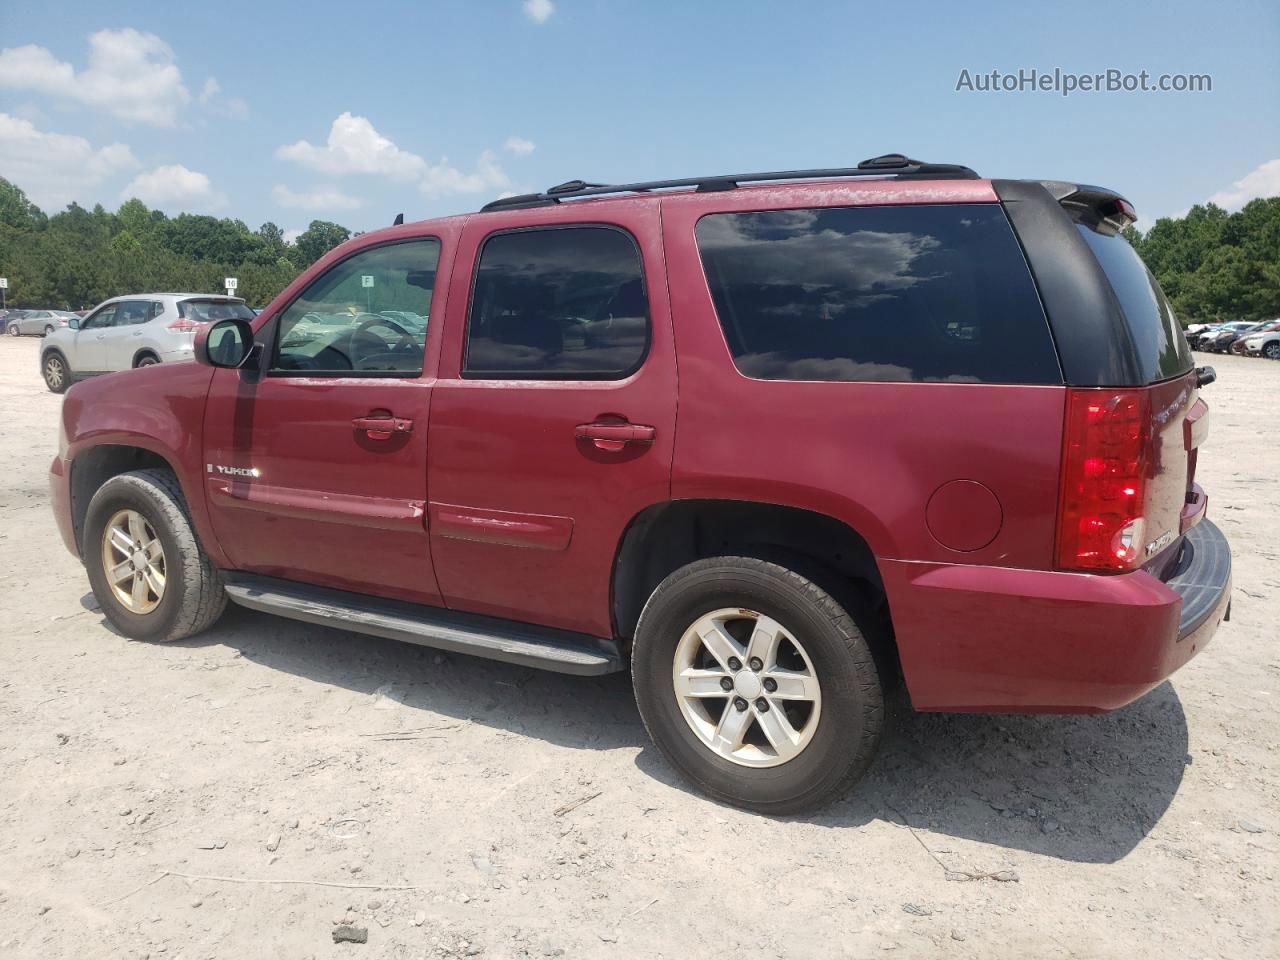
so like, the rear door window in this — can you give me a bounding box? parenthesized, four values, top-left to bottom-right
(464, 226, 649, 379)
(695, 204, 1061, 384)
(113, 300, 153, 326)
(1074, 225, 1193, 382)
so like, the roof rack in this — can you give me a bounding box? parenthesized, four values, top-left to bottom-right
(479, 154, 979, 212)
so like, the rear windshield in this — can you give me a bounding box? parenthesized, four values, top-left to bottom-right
(1075, 226, 1193, 382)
(695, 204, 1061, 384)
(179, 299, 256, 322)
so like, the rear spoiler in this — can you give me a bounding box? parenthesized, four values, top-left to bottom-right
(1035, 181, 1138, 233)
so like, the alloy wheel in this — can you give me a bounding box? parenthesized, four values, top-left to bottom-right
(672, 608, 822, 768)
(44, 356, 65, 390)
(100, 508, 167, 614)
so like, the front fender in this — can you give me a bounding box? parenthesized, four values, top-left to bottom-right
(62, 364, 228, 567)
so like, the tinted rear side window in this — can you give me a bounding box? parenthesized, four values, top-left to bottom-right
(1074, 225, 1193, 382)
(695, 204, 1061, 384)
(465, 226, 649, 379)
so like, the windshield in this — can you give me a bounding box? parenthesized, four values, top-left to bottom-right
(1076, 225, 1194, 382)
(179, 299, 256, 322)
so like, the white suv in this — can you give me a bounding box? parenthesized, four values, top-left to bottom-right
(40, 293, 254, 393)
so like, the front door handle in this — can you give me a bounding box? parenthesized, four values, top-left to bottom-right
(353, 415, 414, 440)
(575, 421, 656, 452)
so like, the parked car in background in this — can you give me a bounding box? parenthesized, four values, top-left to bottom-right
(39, 293, 255, 393)
(1239, 321, 1280, 359)
(46, 157, 1231, 812)
(1202, 321, 1265, 353)
(7, 309, 79, 337)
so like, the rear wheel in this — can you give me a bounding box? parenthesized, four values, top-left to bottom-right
(632, 556, 884, 814)
(7, 323, 18, 336)
(43, 324, 55, 336)
(43, 351, 69, 393)
(83, 469, 227, 643)
(135, 353, 160, 367)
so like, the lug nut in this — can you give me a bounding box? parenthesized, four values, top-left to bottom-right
(763, 677, 778, 693)
(733, 697, 748, 712)
(719, 676, 734, 692)
(755, 698, 770, 712)
(748, 657, 763, 672)
(727, 657, 742, 672)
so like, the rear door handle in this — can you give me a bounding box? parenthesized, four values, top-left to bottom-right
(575, 421, 656, 452)
(353, 415, 414, 439)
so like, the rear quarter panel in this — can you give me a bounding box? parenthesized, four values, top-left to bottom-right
(659, 182, 1067, 569)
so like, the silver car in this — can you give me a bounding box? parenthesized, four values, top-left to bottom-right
(40, 293, 255, 394)
(6, 309, 79, 337)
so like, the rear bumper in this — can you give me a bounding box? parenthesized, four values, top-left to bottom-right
(883, 519, 1232, 713)
(49, 455, 79, 559)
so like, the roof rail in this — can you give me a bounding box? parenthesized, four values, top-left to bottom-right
(479, 154, 979, 212)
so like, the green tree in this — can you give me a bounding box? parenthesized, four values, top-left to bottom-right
(294, 220, 351, 267)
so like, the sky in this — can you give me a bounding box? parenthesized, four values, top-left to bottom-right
(0, 0, 1277, 239)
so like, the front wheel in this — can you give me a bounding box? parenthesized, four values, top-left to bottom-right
(83, 469, 227, 643)
(1265, 342, 1280, 360)
(632, 556, 884, 814)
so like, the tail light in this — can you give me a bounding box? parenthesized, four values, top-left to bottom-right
(167, 318, 200, 332)
(1056, 389, 1151, 572)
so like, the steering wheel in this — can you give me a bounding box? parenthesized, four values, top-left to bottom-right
(350, 314, 418, 370)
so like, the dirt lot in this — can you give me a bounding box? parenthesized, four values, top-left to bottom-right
(0, 335, 1276, 959)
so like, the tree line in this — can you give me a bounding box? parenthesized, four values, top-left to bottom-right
(0, 177, 351, 309)
(1, 175, 1276, 324)
(1124, 196, 1279, 324)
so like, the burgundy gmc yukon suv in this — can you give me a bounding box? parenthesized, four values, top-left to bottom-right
(49, 155, 1232, 813)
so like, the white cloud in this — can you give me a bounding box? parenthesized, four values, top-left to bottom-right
(283, 228, 304, 245)
(504, 135, 535, 156)
(121, 164, 224, 212)
(0, 29, 190, 127)
(272, 184, 363, 211)
(523, 0, 555, 24)
(420, 149, 511, 196)
(0, 112, 137, 210)
(1207, 158, 1280, 211)
(198, 77, 220, 104)
(197, 76, 249, 121)
(277, 112, 425, 179)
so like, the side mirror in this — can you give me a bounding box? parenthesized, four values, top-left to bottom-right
(195, 318, 255, 368)
(68, 318, 80, 330)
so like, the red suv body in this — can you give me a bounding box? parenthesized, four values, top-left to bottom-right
(49, 156, 1232, 811)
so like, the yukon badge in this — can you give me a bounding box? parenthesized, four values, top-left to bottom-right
(1145, 529, 1175, 556)
(208, 463, 261, 479)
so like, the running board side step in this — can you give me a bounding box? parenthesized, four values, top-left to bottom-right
(223, 575, 625, 676)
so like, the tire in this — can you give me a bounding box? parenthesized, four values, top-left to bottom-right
(43, 351, 70, 393)
(7, 323, 18, 336)
(632, 556, 884, 814)
(83, 469, 227, 643)
(44, 324, 54, 336)
(1265, 342, 1280, 360)
(135, 353, 159, 367)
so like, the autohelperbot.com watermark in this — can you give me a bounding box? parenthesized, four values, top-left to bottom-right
(955, 68, 1212, 96)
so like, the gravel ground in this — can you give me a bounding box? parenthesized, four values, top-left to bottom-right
(1, 335, 1276, 959)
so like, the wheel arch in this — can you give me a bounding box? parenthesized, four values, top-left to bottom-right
(66, 442, 228, 572)
(611, 499, 899, 684)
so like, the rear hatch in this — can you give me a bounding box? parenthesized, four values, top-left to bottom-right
(1064, 214, 1205, 578)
